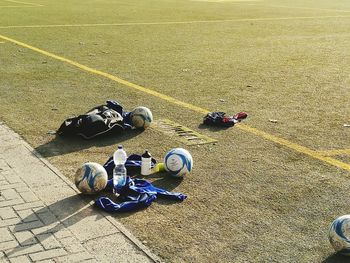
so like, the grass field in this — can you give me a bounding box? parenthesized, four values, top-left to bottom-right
(1, 0, 350, 262)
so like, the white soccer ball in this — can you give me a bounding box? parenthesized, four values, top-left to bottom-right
(131, 106, 153, 129)
(329, 215, 350, 255)
(164, 148, 193, 177)
(74, 162, 108, 194)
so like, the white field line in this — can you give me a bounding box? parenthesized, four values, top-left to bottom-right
(0, 5, 40, 8)
(266, 4, 350, 14)
(0, 15, 350, 29)
(3, 0, 42, 6)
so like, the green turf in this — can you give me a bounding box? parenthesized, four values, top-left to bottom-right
(1, 0, 350, 262)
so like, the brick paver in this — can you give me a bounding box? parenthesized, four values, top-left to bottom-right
(0, 123, 160, 262)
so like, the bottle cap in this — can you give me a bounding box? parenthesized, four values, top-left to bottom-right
(142, 150, 152, 158)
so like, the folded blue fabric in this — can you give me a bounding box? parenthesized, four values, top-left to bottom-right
(95, 177, 186, 212)
(96, 194, 157, 212)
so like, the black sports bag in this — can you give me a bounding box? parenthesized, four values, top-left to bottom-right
(57, 101, 130, 139)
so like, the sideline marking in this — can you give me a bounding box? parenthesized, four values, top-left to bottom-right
(0, 35, 208, 115)
(237, 125, 350, 171)
(266, 4, 350, 14)
(3, 0, 42, 6)
(0, 33, 349, 172)
(1, 15, 350, 29)
(0, 5, 39, 8)
(317, 149, 350, 157)
(192, 0, 259, 2)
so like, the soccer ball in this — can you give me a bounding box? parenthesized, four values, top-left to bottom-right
(329, 215, 350, 255)
(164, 148, 193, 177)
(131, 106, 153, 129)
(74, 162, 108, 194)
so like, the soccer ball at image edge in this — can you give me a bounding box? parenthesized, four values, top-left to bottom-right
(329, 214, 350, 256)
(74, 162, 108, 194)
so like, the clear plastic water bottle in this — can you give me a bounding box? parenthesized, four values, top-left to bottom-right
(113, 145, 127, 196)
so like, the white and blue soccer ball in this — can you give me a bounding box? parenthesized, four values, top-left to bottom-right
(74, 162, 108, 194)
(131, 106, 153, 129)
(329, 215, 350, 255)
(164, 148, 193, 177)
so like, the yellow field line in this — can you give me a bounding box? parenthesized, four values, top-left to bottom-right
(238, 125, 350, 171)
(0, 33, 349, 172)
(0, 35, 209, 115)
(3, 0, 42, 6)
(317, 149, 350, 157)
(1, 15, 350, 29)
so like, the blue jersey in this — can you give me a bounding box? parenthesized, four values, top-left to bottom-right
(95, 177, 186, 212)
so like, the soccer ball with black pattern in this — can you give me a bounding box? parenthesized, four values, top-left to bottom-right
(131, 106, 153, 129)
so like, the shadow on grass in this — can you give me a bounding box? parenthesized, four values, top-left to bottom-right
(134, 171, 183, 193)
(322, 253, 350, 263)
(197, 123, 233, 132)
(34, 129, 143, 158)
(152, 174, 183, 193)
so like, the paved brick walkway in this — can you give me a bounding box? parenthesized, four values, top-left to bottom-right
(0, 123, 160, 263)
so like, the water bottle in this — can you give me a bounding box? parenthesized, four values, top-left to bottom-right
(141, 150, 152, 176)
(113, 145, 127, 196)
